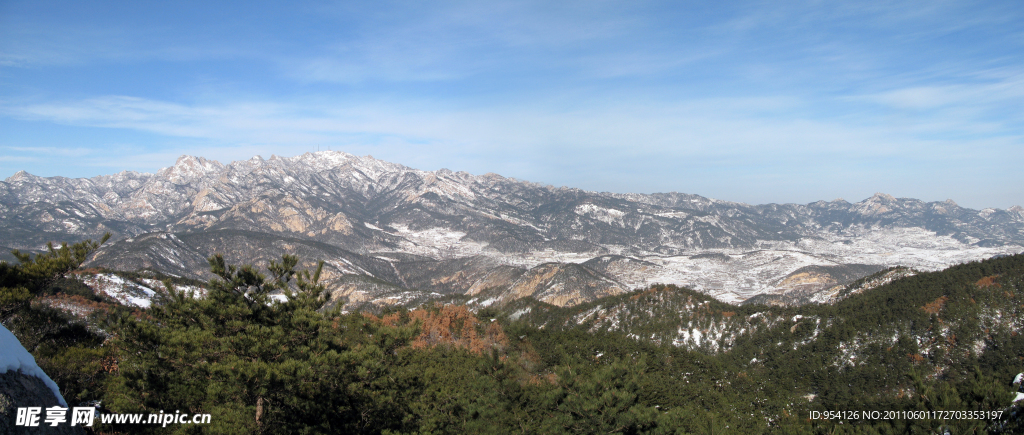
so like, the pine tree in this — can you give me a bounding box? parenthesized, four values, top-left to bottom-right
(0, 234, 112, 405)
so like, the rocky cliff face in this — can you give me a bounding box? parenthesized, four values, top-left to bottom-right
(2, 152, 1022, 307)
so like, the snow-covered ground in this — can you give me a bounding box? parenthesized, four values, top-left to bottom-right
(639, 250, 832, 303)
(365, 223, 1021, 304)
(79, 274, 206, 307)
(490, 226, 1022, 304)
(780, 226, 1022, 271)
(504, 250, 601, 269)
(0, 323, 67, 406)
(81, 274, 156, 308)
(139, 278, 206, 299)
(386, 224, 491, 259)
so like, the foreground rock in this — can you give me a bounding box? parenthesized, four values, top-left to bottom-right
(0, 324, 85, 434)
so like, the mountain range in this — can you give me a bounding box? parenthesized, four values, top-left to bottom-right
(2, 151, 1021, 308)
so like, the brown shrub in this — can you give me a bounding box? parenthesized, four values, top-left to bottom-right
(976, 275, 1001, 288)
(922, 296, 948, 315)
(404, 305, 510, 355)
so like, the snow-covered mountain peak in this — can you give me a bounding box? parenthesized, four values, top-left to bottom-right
(291, 150, 359, 171)
(854, 192, 903, 216)
(159, 155, 224, 184)
(867, 192, 897, 203)
(5, 170, 40, 183)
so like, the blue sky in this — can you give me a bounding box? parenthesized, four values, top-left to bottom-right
(1, 1, 1021, 209)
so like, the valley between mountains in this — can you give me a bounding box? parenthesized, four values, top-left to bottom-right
(2, 151, 1022, 310)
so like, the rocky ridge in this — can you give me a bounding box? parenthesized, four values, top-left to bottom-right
(2, 152, 1022, 307)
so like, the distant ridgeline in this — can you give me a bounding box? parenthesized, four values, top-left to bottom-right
(2, 152, 1023, 309)
(3, 231, 1024, 433)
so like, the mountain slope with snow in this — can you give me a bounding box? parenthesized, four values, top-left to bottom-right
(2, 152, 1022, 306)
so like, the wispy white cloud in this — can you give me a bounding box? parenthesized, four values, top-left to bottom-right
(854, 71, 1024, 111)
(2, 146, 94, 157)
(844, 69, 1024, 145)
(283, 1, 690, 84)
(3, 91, 1011, 168)
(0, 155, 35, 163)
(0, 21, 231, 68)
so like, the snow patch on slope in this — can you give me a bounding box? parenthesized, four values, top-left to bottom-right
(82, 274, 156, 307)
(391, 224, 489, 258)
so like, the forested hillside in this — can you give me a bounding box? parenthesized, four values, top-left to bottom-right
(2, 238, 1023, 434)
